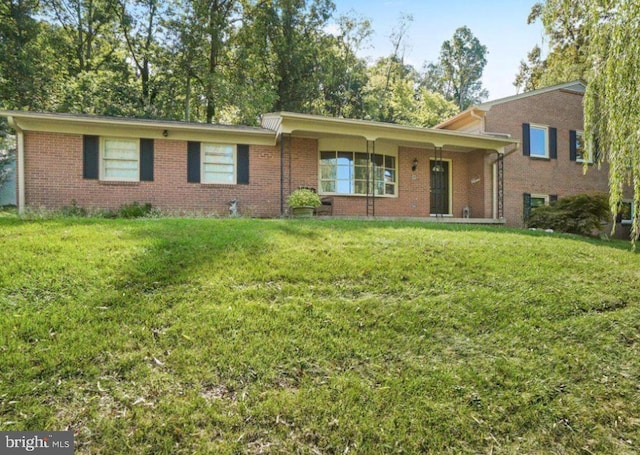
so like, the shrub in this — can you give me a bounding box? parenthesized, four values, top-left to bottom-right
(115, 201, 153, 218)
(61, 200, 88, 217)
(527, 192, 610, 236)
(287, 189, 322, 208)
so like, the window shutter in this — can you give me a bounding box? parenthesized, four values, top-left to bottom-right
(237, 144, 250, 184)
(523, 192, 532, 221)
(187, 141, 201, 183)
(549, 127, 557, 159)
(569, 130, 577, 161)
(522, 123, 530, 156)
(550, 194, 558, 204)
(140, 139, 154, 181)
(83, 135, 99, 179)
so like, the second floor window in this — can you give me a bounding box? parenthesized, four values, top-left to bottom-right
(529, 125, 548, 158)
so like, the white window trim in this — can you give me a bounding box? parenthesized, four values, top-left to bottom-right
(429, 158, 453, 216)
(201, 143, 237, 185)
(621, 199, 633, 225)
(529, 124, 549, 159)
(100, 137, 140, 182)
(318, 150, 398, 198)
(575, 130, 593, 164)
(530, 193, 550, 207)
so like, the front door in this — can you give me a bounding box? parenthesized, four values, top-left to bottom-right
(430, 160, 450, 215)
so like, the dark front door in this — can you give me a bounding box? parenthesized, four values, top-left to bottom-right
(430, 160, 449, 215)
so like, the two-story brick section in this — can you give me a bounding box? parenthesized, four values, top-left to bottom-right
(436, 80, 613, 228)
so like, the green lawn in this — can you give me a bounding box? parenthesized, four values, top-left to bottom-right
(1, 217, 639, 454)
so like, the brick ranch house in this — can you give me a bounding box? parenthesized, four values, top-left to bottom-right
(1, 110, 517, 221)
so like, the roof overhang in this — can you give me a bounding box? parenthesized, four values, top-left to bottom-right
(1, 111, 277, 146)
(262, 112, 516, 153)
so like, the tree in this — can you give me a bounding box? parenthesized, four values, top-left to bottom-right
(513, 45, 545, 93)
(583, 0, 640, 241)
(515, 1, 590, 91)
(0, 0, 54, 110)
(426, 26, 488, 110)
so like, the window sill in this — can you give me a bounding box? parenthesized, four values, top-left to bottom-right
(429, 213, 453, 217)
(529, 156, 551, 161)
(99, 180, 140, 186)
(318, 193, 398, 199)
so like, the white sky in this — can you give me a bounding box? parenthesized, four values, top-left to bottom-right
(330, 0, 546, 100)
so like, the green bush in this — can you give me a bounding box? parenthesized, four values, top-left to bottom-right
(287, 188, 322, 208)
(115, 201, 153, 218)
(526, 192, 610, 236)
(61, 200, 88, 217)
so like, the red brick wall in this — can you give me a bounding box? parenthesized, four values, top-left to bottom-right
(24, 131, 495, 218)
(484, 90, 610, 226)
(24, 131, 284, 217)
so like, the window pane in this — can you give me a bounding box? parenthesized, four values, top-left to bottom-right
(103, 139, 138, 179)
(384, 169, 395, 183)
(385, 183, 395, 195)
(530, 127, 547, 157)
(354, 165, 368, 180)
(354, 180, 368, 195)
(336, 180, 352, 194)
(321, 181, 336, 193)
(355, 153, 368, 165)
(202, 143, 235, 183)
(320, 164, 336, 179)
(320, 151, 336, 163)
(203, 163, 234, 174)
(372, 154, 383, 166)
(576, 133, 590, 162)
(385, 156, 395, 168)
(530, 197, 546, 208)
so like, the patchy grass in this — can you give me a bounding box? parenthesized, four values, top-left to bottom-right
(1, 217, 639, 454)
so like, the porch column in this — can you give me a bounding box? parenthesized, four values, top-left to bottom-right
(497, 151, 504, 219)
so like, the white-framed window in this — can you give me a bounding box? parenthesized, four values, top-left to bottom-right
(530, 124, 549, 158)
(619, 200, 633, 225)
(319, 151, 397, 196)
(530, 194, 549, 209)
(101, 137, 140, 181)
(575, 131, 592, 163)
(202, 143, 236, 184)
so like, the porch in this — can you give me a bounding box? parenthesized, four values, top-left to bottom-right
(262, 112, 518, 222)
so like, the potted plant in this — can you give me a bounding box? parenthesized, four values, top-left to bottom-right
(287, 188, 321, 218)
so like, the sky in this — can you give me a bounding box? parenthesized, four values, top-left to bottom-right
(328, 0, 546, 101)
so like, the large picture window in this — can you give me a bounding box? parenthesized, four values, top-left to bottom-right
(101, 138, 139, 181)
(319, 151, 396, 196)
(202, 143, 236, 184)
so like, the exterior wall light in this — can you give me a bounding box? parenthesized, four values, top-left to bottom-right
(412, 158, 418, 171)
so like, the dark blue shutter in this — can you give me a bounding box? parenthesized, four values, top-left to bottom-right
(523, 192, 532, 220)
(187, 141, 200, 183)
(569, 130, 577, 161)
(237, 144, 249, 184)
(83, 135, 99, 179)
(140, 139, 154, 181)
(522, 123, 530, 156)
(549, 127, 557, 159)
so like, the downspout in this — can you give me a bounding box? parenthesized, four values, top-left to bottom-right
(8, 116, 25, 214)
(280, 133, 284, 216)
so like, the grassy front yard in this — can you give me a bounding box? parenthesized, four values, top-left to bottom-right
(1, 217, 639, 453)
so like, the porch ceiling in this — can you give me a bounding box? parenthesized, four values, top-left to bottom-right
(262, 111, 518, 153)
